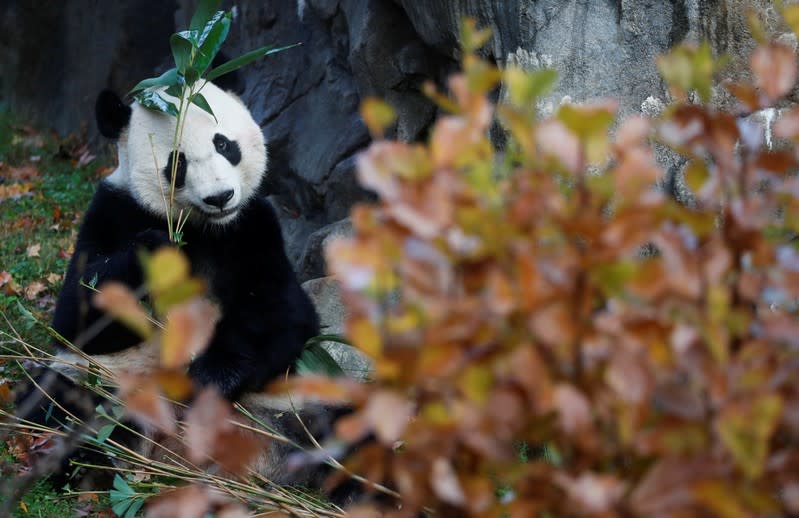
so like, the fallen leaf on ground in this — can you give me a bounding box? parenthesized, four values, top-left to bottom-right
(23, 281, 46, 300)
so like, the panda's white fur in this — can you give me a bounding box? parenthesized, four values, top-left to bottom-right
(106, 82, 267, 226)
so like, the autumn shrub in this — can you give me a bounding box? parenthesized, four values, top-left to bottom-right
(273, 16, 799, 517)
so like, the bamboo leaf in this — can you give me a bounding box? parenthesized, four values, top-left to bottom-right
(296, 342, 346, 377)
(189, 0, 222, 32)
(170, 32, 194, 73)
(191, 92, 217, 122)
(128, 68, 179, 95)
(134, 91, 179, 117)
(195, 13, 231, 74)
(206, 43, 301, 82)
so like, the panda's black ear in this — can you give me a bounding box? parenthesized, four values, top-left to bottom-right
(96, 90, 132, 139)
(209, 52, 244, 94)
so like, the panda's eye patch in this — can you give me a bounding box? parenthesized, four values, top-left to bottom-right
(163, 151, 187, 189)
(213, 134, 241, 166)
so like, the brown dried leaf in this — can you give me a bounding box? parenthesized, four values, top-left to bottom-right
(23, 281, 46, 301)
(213, 428, 262, 475)
(185, 388, 231, 464)
(555, 472, 626, 514)
(529, 301, 576, 347)
(536, 119, 581, 172)
(775, 106, 799, 140)
(751, 43, 797, 101)
(25, 243, 40, 258)
(631, 458, 729, 515)
(615, 115, 651, 149)
(364, 390, 413, 445)
(553, 383, 592, 436)
(431, 457, 466, 506)
(146, 485, 209, 518)
(0, 271, 19, 295)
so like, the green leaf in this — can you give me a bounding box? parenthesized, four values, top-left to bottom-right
(15, 299, 37, 330)
(206, 43, 302, 82)
(125, 499, 144, 518)
(111, 497, 132, 517)
(185, 67, 200, 86)
(96, 424, 116, 444)
(189, 0, 222, 32)
(128, 68, 179, 95)
(112, 474, 134, 495)
(170, 32, 194, 73)
(191, 93, 217, 122)
(134, 91, 179, 117)
(164, 83, 183, 99)
(304, 333, 352, 347)
(197, 10, 226, 47)
(296, 342, 346, 377)
(195, 13, 231, 74)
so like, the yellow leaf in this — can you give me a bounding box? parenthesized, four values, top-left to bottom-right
(657, 42, 718, 102)
(459, 17, 492, 54)
(684, 160, 709, 192)
(348, 317, 383, 358)
(152, 278, 205, 317)
(93, 281, 153, 339)
(504, 67, 558, 107)
(360, 97, 396, 138)
(458, 365, 493, 405)
(463, 54, 502, 95)
(144, 247, 190, 295)
(782, 4, 799, 37)
(717, 394, 782, 479)
(19, 500, 28, 514)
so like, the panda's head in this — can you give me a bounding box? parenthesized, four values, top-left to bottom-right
(97, 81, 266, 227)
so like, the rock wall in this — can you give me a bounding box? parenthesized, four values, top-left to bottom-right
(2, 0, 792, 280)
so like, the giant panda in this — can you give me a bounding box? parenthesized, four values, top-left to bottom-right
(16, 78, 331, 486)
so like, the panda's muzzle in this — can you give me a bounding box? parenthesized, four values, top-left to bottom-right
(203, 189, 234, 209)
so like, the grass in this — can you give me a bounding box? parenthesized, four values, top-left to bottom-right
(0, 110, 116, 516)
(0, 111, 106, 352)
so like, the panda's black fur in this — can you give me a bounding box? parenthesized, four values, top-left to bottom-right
(52, 178, 318, 400)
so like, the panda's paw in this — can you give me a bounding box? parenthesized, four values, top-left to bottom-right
(134, 229, 172, 251)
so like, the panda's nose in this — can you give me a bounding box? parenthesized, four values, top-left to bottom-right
(203, 189, 234, 209)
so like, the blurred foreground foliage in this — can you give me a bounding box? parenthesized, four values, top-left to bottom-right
(280, 15, 799, 517)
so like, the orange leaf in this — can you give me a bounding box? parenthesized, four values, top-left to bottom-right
(93, 282, 153, 339)
(161, 298, 219, 369)
(118, 374, 175, 433)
